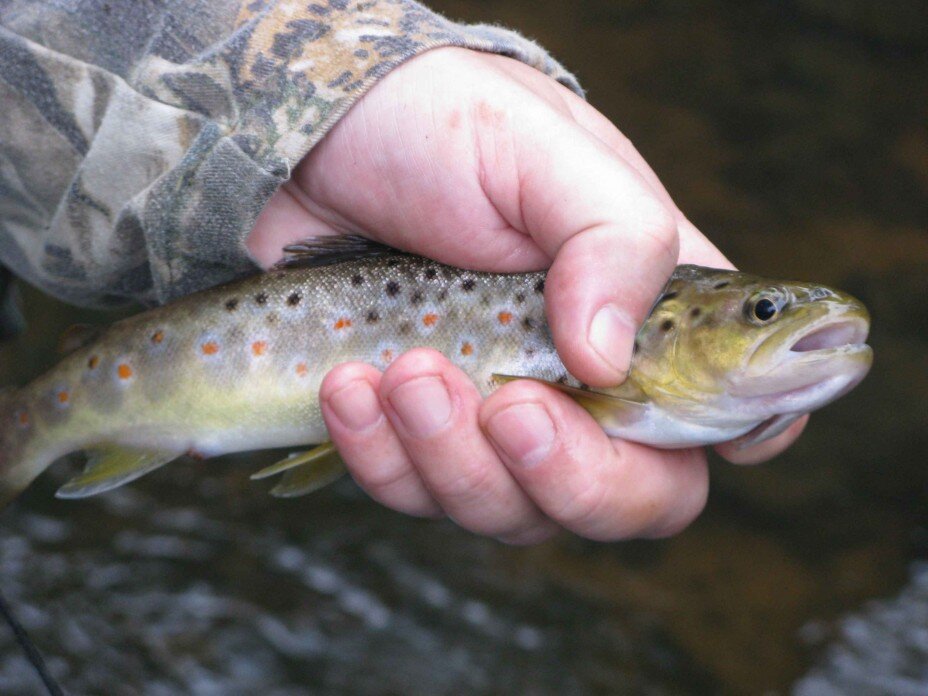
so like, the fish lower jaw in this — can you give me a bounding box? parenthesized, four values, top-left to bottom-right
(601, 407, 761, 449)
(728, 370, 868, 418)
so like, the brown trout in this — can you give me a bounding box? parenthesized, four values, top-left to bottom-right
(0, 237, 872, 502)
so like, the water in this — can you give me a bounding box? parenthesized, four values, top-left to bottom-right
(1, 1, 925, 693)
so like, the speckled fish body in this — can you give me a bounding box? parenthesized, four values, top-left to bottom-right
(0, 239, 872, 502)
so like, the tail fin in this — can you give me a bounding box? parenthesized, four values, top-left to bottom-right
(0, 388, 46, 508)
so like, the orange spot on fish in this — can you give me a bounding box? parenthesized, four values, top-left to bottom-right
(252, 341, 268, 357)
(497, 311, 513, 326)
(87, 355, 99, 370)
(422, 313, 439, 327)
(201, 341, 219, 356)
(151, 330, 164, 344)
(334, 317, 352, 330)
(381, 349, 394, 364)
(57, 390, 69, 404)
(295, 362, 308, 377)
(461, 342, 474, 356)
(16, 410, 29, 427)
(117, 363, 133, 380)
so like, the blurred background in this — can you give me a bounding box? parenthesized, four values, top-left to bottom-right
(0, 0, 925, 693)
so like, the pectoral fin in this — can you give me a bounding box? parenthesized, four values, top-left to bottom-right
(730, 413, 803, 451)
(491, 373, 648, 423)
(250, 442, 346, 498)
(56, 446, 181, 499)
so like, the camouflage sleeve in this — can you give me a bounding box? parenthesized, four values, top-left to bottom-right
(0, 0, 581, 308)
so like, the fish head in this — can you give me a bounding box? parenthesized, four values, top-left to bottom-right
(629, 265, 873, 423)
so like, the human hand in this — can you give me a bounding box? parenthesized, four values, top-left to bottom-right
(248, 47, 807, 543)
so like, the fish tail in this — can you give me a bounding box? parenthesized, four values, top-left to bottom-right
(0, 388, 46, 507)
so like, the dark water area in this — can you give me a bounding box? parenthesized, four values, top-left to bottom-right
(1, 1, 926, 694)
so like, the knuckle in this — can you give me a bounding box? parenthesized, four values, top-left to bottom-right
(426, 459, 497, 508)
(638, 204, 679, 264)
(348, 457, 444, 519)
(550, 477, 610, 533)
(351, 455, 414, 493)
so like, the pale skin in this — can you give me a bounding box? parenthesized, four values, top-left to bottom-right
(248, 47, 808, 544)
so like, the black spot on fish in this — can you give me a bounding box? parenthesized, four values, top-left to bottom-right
(225, 298, 239, 311)
(633, 340, 640, 355)
(385, 280, 401, 297)
(522, 317, 536, 331)
(425, 268, 437, 280)
(556, 374, 569, 385)
(399, 321, 412, 336)
(287, 293, 301, 306)
(462, 278, 475, 292)
(366, 309, 380, 323)
(266, 312, 279, 325)
(534, 279, 545, 294)
(525, 346, 536, 357)
(661, 319, 674, 332)
(387, 258, 401, 267)
(690, 307, 702, 319)
(659, 291, 679, 303)
(438, 289, 448, 302)
(411, 290, 424, 305)
(515, 292, 525, 304)
(255, 292, 268, 305)
(714, 281, 730, 289)
(351, 274, 364, 286)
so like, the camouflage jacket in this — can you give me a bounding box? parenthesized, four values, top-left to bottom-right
(0, 0, 580, 308)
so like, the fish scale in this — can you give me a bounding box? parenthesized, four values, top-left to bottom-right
(0, 237, 872, 504)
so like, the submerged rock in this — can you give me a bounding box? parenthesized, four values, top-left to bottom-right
(795, 563, 928, 696)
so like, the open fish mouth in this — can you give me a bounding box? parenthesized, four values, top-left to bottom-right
(736, 309, 873, 401)
(787, 316, 870, 355)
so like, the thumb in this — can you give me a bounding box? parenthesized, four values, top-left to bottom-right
(477, 99, 679, 386)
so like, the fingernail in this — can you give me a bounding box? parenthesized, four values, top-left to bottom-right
(388, 376, 452, 439)
(485, 402, 555, 468)
(588, 303, 636, 375)
(326, 379, 382, 431)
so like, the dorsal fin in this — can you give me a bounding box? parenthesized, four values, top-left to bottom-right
(273, 235, 406, 270)
(58, 323, 101, 354)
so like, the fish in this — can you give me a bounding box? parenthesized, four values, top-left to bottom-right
(0, 236, 872, 504)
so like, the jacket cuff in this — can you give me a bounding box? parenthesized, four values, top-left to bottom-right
(132, 1, 582, 302)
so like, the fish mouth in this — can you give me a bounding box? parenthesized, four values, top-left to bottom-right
(785, 315, 871, 356)
(735, 307, 872, 403)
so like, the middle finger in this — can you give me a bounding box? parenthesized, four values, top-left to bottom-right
(379, 348, 556, 542)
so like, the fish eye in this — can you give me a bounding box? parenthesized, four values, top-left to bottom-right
(746, 290, 787, 325)
(754, 298, 777, 322)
